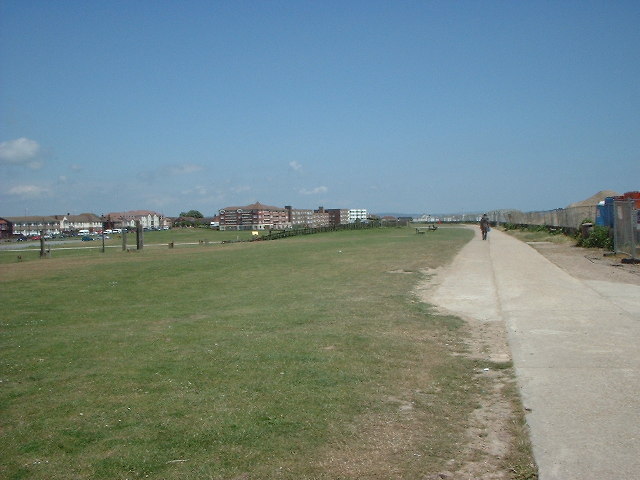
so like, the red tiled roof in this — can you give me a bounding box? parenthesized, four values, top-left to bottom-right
(221, 202, 285, 211)
(106, 210, 162, 219)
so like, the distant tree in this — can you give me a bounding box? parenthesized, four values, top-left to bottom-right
(180, 210, 204, 218)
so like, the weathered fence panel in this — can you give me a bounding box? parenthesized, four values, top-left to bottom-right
(488, 206, 597, 230)
(613, 199, 639, 260)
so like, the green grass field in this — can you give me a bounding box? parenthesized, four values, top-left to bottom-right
(1, 227, 531, 479)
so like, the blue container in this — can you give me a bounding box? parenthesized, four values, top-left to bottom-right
(596, 205, 606, 226)
(597, 197, 615, 228)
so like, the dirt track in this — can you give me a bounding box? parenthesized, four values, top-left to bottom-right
(526, 240, 640, 287)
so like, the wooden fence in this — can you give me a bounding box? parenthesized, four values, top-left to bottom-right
(257, 222, 379, 241)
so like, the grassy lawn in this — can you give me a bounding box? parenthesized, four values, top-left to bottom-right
(1, 226, 527, 479)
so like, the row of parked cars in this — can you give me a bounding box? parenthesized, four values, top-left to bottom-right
(13, 231, 104, 242)
(12, 226, 171, 242)
(15, 234, 54, 241)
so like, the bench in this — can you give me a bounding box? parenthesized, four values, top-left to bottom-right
(416, 225, 438, 234)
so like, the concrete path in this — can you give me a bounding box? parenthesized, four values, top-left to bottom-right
(429, 227, 640, 480)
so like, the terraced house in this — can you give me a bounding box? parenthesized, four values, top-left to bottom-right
(0, 213, 102, 237)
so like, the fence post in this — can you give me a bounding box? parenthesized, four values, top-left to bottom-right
(136, 221, 144, 250)
(39, 230, 46, 258)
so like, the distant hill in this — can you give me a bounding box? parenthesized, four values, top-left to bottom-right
(566, 190, 619, 208)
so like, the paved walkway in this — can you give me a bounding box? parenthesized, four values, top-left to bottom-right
(429, 227, 640, 480)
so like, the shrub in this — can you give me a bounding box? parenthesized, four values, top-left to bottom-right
(576, 225, 613, 250)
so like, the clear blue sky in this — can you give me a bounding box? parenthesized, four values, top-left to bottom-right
(1, 0, 638, 217)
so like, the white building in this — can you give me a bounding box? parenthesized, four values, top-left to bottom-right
(4, 213, 102, 236)
(348, 209, 368, 223)
(416, 214, 440, 223)
(106, 210, 165, 230)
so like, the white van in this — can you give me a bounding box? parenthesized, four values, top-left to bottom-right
(78, 229, 90, 235)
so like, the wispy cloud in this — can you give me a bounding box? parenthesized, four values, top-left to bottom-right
(0, 137, 43, 169)
(289, 161, 303, 172)
(168, 163, 204, 175)
(299, 186, 328, 195)
(7, 184, 50, 198)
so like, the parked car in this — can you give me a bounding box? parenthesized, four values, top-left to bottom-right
(81, 236, 94, 241)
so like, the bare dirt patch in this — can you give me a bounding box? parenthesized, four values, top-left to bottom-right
(526, 242, 640, 286)
(415, 270, 526, 479)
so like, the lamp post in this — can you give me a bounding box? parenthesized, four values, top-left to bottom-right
(101, 214, 105, 253)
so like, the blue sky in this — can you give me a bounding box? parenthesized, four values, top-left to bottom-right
(1, 0, 638, 217)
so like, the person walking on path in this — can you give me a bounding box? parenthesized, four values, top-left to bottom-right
(479, 213, 490, 240)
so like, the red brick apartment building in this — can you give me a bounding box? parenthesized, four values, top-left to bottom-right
(313, 207, 330, 227)
(285, 206, 314, 227)
(219, 203, 354, 231)
(0, 217, 11, 239)
(219, 202, 291, 231)
(284, 206, 349, 227)
(326, 208, 350, 226)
